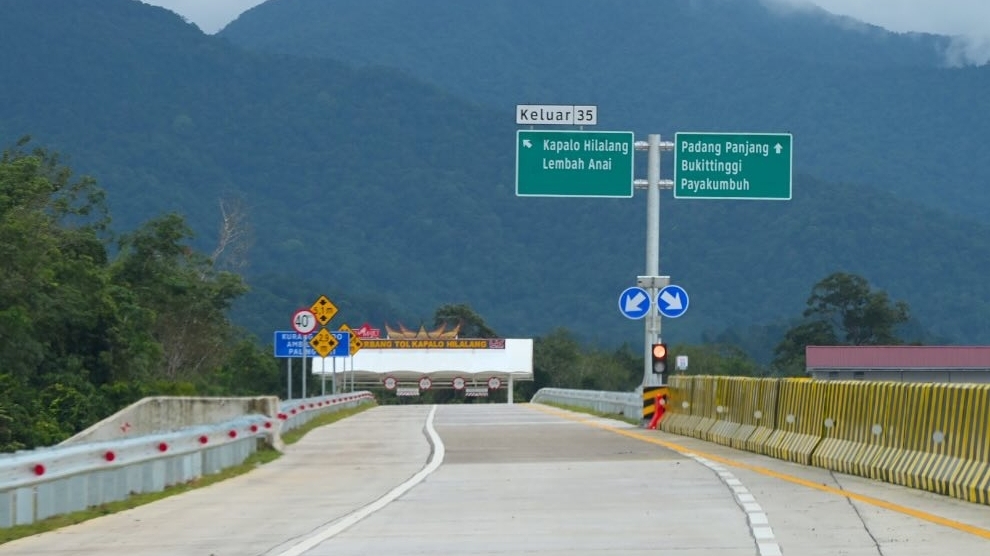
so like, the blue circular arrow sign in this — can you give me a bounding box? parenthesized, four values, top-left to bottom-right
(618, 286, 652, 320)
(657, 284, 689, 318)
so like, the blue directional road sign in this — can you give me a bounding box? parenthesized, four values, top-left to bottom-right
(657, 285, 689, 318)
(619, 286, 652, 320)
(328, 331, 351, 357)
(273, 331, 317, 358)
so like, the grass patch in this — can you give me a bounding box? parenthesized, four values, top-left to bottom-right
(280, 401, 376, 445)
(0, 400, 376, 545)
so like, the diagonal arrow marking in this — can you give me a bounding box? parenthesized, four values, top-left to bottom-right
(623, 291, 648, 313)
(660, 290, 682, 311)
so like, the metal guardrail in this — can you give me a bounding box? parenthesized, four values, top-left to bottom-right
(0, 391, 375, 528)
(531, 387, 641, 420)
(277, 392, 374, 434)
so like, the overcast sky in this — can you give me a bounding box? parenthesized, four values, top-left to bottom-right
(141, 0, 990, 64)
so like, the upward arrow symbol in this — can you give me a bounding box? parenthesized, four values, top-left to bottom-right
(774, 143, 783, 154)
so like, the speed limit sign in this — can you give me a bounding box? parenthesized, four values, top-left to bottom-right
(383, 376, 397, 390)
(292, 309, 318, 335)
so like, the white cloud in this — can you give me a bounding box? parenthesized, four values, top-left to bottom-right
(767, 0, 990, 65)
(807, 0, 990, 38)
(943, 35, 990, 67)
(143, 0, 990, 65)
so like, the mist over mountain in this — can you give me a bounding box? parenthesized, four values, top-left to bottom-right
(3, 0, 990, 357)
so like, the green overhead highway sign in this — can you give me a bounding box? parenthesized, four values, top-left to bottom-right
(674, 132, 793, 200)
(516, 130, 634, 197)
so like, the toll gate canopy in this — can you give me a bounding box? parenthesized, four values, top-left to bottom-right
(310, 338, 533, 391)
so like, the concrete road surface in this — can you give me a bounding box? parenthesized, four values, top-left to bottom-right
(2, 403, 989, 555)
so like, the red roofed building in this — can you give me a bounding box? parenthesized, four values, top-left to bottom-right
(805, 346, 990, 383)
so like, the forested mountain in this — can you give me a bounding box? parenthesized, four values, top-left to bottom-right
(2, 0, 990, 356)
(221, 0, 990, 222)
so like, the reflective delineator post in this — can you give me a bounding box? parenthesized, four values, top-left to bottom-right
(647, 393, 667, 430)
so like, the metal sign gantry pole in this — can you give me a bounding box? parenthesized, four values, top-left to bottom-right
(635, 134, 674, 386)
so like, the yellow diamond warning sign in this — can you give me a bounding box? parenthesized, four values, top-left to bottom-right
(308, 328, 338, 358)
(338, 323, 363, 356)
(310, 295, 338, 326)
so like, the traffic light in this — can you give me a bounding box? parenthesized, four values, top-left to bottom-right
(651, 343, 668, 374)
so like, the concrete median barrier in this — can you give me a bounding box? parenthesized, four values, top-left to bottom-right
(812, 380, 889, 476)
(762, 379, 826, 465)
(658, 375, 696, 436)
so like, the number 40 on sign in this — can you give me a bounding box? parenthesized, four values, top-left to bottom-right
(292, 309, 317, 335)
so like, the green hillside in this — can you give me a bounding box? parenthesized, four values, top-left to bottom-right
(221, 0, 990, 222)
(2, 0, 989, 354)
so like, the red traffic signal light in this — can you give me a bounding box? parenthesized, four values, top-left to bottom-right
(651, 343, 668, 374)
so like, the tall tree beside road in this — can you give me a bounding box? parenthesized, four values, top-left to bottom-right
(111, 213, 248, 382)
(772, 272, 911, 375)
(0, 140, 129, 448)
(0, 140, 275, 450)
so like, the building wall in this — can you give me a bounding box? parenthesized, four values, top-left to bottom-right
(808, 369, 990, 383)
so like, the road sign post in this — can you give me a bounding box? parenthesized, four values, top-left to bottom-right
(674, 132, 792, 200)
(516, 130, 634, 197)
(290, 310, 317, 399)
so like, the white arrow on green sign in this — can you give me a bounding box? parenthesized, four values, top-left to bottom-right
(515, 130, 635, 197)
(674, 132, 793, 200)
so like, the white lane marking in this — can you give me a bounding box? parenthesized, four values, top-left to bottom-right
(754, 526, 776, 540)
(688, 454, 782, 555)
(759, 542, 784, 556)
(274, 405, 444, 556)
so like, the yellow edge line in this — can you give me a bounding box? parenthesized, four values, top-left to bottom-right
(528, 403, 990, 540)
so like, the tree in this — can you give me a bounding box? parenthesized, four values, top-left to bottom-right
(111, 213, 248, 381)
(0, 139, 130, 448)
(532, 328, 582, 390)
(772, 272, 911, 375)
(670, 343, 766, 377)
(210, 196, 252, 271)
(804, 273, 909, 345)
(770, 320, 836, 376)
(0, 140, 267, 451)
(432, 303, 498, 338)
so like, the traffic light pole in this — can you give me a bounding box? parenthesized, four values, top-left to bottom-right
(636, 134, 674, 386)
